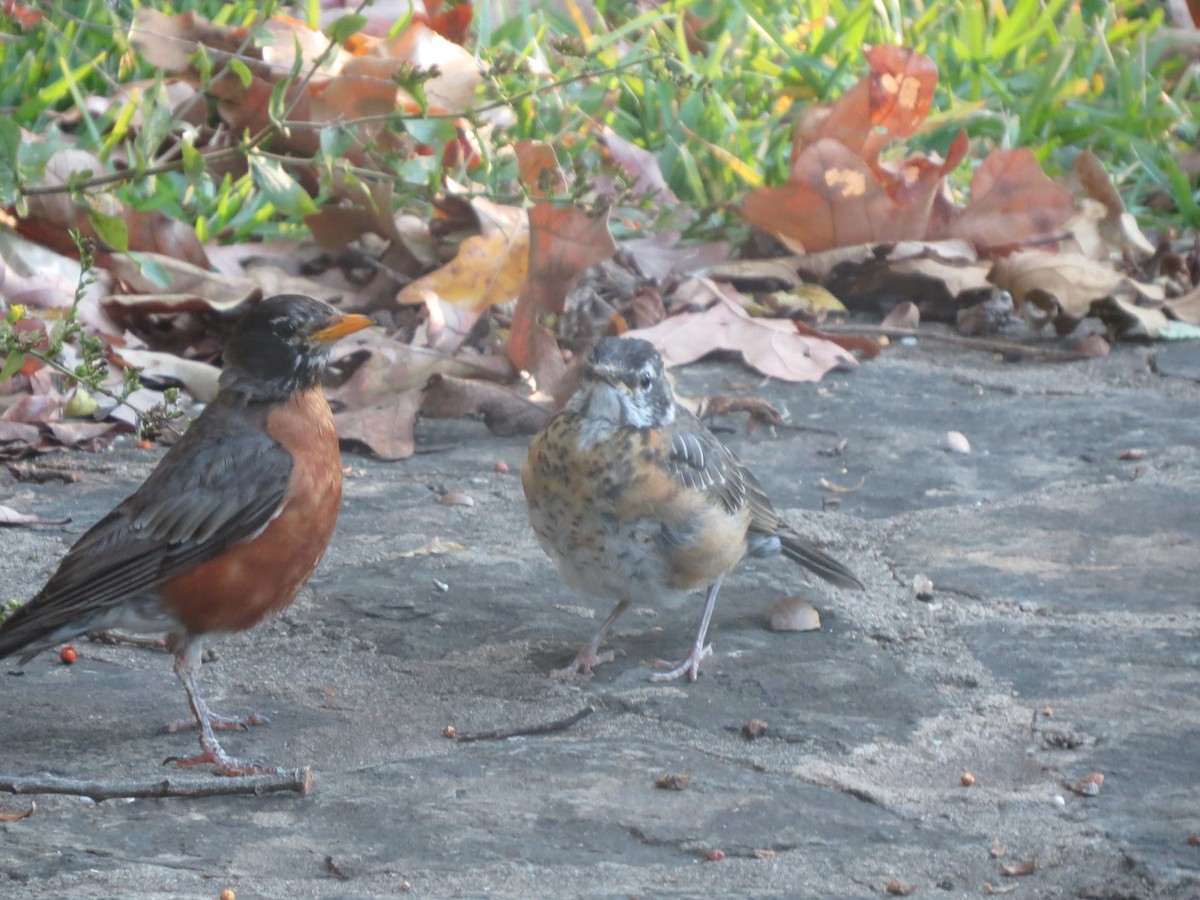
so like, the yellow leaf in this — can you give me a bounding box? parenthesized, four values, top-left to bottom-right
(397, 228, 530, 312)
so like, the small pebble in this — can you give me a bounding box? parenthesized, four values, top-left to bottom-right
(945, 431, 971, 454)
(1053, 794, 1066, 808)
(705, 849, 725, 862)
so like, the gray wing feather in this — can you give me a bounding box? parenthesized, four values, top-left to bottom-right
(0, 403, 293, 657)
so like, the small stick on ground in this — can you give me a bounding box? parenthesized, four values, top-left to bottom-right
(451, 705, 595, 743)
(0, 768, 313, 800)
(818, 324, 1097, 362)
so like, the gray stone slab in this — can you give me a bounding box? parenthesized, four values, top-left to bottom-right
(0, 338, 1197, 897)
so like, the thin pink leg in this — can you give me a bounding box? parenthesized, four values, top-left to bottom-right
(650, 574, 724, 683)
(164, 639, 280, 777)
(554, 600, 631, 677)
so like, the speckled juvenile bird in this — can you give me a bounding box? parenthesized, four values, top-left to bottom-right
(522, 336, 862, 682)
(0, 295, 372, 775)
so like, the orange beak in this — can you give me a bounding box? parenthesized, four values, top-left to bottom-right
(311, 313, 374, 343)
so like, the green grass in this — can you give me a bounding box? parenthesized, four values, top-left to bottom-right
(0, 0, 1194, 244)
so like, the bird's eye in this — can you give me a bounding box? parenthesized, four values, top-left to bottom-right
(639, 374, 653, 390)
(275, 318, 298, 338)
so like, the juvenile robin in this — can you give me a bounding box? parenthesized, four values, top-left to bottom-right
(523, 336, 862, 682)
(0, 294, 372, 776)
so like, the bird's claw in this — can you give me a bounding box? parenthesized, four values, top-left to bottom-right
(648, 643, 713, 682)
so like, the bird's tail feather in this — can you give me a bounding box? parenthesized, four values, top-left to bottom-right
(778, 532, 863, 590)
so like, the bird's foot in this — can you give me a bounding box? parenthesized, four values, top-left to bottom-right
(552, 648, 615, 679)
(161, 710, 270, 734)
(165, 743, 282, 778)
(648, 643, 713, 682)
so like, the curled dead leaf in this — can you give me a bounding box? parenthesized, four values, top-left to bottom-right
(654, 773, 691, 791)
(818, 476, 866, 494)
(1069, 772, 1104, 797)
(438, 491, 475, 508)
(999, 857, 1036, 877)
(884, 879, 917, 896)
(983, 883, 1018, 895)
(0, 802, 35, 822)
(696, 395, 787, 432)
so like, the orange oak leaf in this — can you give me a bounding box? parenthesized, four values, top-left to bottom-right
(743, 139, 926, 253)
(945, 148, 1075, 250)
(507, 204, 617, 388)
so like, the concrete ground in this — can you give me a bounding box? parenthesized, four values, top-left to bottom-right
(0, 335, 1197, 898)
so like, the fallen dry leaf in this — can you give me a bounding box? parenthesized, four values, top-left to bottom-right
(438, 491, 475, 508)
(697, 395, 787, 432)
(945, 148, 1074, 251)
(508, 204, 616, 392)
(397, 226, 530, 315)
(982, 883, 1019, 895)
(793, 319, 881, 360)
(421, 374, 552, 436)
(990, 837, 1006, 858)
(654, 773, 691, 791)
(333, 389, 422, 460)
(999, 857, 1037, 877)
(111, 348, 221, 403)
(628, 286, 856, 382)
(623, 234, 732, 282)
(1069, 772, 1105, 797)
(515, 139, 567, 198)
(990, 250, 1131, 326)
(818, 476, 866, 494)
(884, 878, 917, 896)
(599, 126, 677, 204)
(0, 802, 35, 822)
(396, 537, 466, 558)
(744, 138, 925, 253)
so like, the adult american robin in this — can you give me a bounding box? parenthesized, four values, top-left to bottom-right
(0, 294, 372, 776)
(523, 336, 862, 682)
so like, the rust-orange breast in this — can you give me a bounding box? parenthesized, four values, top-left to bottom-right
(161, 389, 342, 635)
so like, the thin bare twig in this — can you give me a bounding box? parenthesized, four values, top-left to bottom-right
(819, 324, 1096, 362)
(0, 768, 313, 799)
(451, 705, 594, 743)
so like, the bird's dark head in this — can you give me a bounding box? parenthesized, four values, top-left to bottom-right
(570, 336, 675, 430)
(221, 295, 373, 401)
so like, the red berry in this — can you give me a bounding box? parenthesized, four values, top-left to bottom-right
(60, 646, 77, 664)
